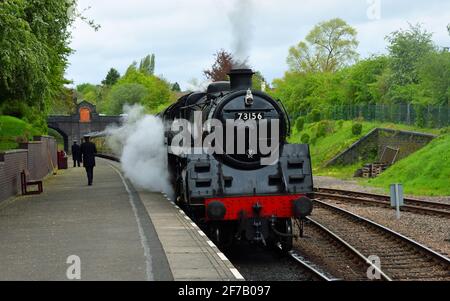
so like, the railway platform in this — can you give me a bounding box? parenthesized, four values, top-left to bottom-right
(0, 158, 241, 281)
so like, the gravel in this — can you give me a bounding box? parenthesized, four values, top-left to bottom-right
(322, 200, 450, 258)
(314, 176, 450, 205)
(293, 222, 368, 281)
(225, 244, 316, 281)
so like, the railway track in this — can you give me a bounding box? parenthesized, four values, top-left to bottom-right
(293, 219, 382, 281)
(314, 187, 450, 218)
(288, 249, 340, 281)
(310, 199, 450, 281)
(224, 243, 338, 281)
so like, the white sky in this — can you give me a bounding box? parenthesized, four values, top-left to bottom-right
(66, 0, 450, 90)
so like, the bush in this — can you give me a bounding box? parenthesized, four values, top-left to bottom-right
(316, 120, 334, 138)
(352, 123, 363, 136)
(301, 133, 310, 144)
(307, 109, 321, 123)
(336, 120, 344, 129)
(295, 117, 305, 132)
(439, 127, 450, 135)
(415, 105, 426, 128)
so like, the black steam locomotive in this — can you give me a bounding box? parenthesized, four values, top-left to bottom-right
(162, 69, 313, 252)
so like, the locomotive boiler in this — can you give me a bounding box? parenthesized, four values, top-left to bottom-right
(162, 69, 314, 252)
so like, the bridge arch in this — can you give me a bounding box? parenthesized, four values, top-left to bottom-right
(47, 125, 69, 152)
(47, 101, 122, 154)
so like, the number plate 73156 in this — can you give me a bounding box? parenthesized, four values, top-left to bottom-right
(235, 112, 264, 120)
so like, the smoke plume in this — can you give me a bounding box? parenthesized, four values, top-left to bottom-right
(105, 105, 173, 199)
(228, 0, 254, 68)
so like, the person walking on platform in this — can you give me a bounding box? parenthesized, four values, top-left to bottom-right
(80, 136, 97, 186)
(71, 141, 82, 167)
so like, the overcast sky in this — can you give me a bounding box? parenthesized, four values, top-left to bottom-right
(66, 0, 450, 90)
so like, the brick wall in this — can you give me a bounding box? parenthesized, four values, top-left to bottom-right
(0, 136, 57, 203)
(0, 150, 28, 202)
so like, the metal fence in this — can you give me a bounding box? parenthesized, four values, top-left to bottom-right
(291, 104, 450, 129)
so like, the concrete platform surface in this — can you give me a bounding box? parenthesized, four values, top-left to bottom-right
(0, 158, 241, 281)
(138, 190, 243, 281)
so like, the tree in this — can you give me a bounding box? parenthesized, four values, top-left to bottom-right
(139, 54, 155, 75)
(345, 56, 390, 104)
(102, 68, 121, 86)
(252, 71, 267, 91)
(204, 50, 234, 81)
(386, 23, 435, 86)
(172, 82, 181, 92)
(418, 52, 450, 105)
(110, 67, 171, 112)
(0, 0, 98, 132)
(287, 18, 359, 73)
(107, 83, 149, 115)
(76, 83, 98, 103)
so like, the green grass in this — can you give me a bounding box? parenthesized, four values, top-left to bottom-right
(368, 134, 450, 196)
(289, 120, 439, 177)
(0, 115, 42, 151)
(289, 120, 447, 196)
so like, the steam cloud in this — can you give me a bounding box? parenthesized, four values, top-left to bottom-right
(228, 0, 254, 68)
(105, 105, 173, 199)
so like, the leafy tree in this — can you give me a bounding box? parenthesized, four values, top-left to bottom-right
(108, 67, 171, 113)
(0, 0, 98, 132)
(139, 54, 156, 75)
(107, 83, 149, 115)
(418, 52, 450, 105)
(172, 82, 181, 92)
(345, 56, 390, 104)
(48, 88, 76, 115)
(386, 24, 435, 86)
(287, 18, 359, 73)
(126, 61, 138, 75)
(102, 68, 121, 86)
(252, 71, 267, 91)
(76, 83, 101, 105)
(204, 50, 234, 81)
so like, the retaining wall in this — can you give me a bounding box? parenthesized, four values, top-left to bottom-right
(326, 128, 436, 166)
(0, 136, 57, 203)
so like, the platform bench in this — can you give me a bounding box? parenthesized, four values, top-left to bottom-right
(21, 170, 43, 195)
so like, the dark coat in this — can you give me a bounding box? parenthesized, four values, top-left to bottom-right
(71, 144, 81, 161)
(80, 141, 97, 167)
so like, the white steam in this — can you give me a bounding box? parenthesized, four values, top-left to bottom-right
(228, 0, 254, 67)
(105, 105, 173, 198)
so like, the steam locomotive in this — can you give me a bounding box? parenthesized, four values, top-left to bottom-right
(162, 69, 313, 252)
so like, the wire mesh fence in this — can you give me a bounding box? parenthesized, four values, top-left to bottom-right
(290, 104, 450, 128)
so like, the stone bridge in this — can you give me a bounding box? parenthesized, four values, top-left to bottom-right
(47, 101, 122, 152)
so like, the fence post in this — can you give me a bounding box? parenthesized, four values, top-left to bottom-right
(438, 105, 441, 128)
(407, 103, 411, 125)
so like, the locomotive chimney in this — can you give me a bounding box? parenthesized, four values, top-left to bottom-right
(228, 69, 255, 91)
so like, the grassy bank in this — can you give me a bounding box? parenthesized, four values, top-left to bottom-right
(0, 116, 42, 151)
(368, 134, 450, 196)
(289, 120, 438, 175)
(289, 120, 447, 196)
